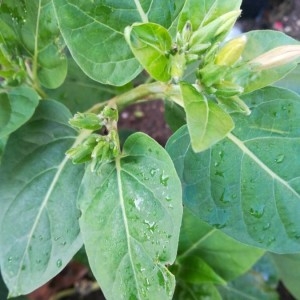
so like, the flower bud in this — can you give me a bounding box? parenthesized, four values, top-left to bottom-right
(69, 113, 102, 130)
(198, 64, 228, 87)
(250, 45, 300, 70)
(214, 81, 244, 97)
(65, 144, 93, 164)
(189, 10, 241, 50)
(215, 35, 247, 66)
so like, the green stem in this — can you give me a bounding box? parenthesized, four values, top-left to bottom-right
(88, 82, 183, 114)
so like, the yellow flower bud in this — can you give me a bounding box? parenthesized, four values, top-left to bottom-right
(215, 35, 247, 66)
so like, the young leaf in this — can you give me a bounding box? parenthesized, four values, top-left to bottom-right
(180, 82, 234, 152)
(0, 86, 39, 138)
(271, 253, 300, 299)
(167, 86, 300, 253)
(231, 30, 300, 93)
(78, 133, 183, 300)
(0, 100, 84, 296)
(125, 23, 172, 82)
(176, 208, 264, 285)
(52, 0, 184, 86)
(177, 0, 242, 32)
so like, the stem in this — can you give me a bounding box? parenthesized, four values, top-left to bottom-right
(87, 82, 183, 114)
(133, 0, 148, 23)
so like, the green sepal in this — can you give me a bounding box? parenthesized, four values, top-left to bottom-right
(198, 64, 228, 87)
(217, 96, 251, 115)
(214, 81, 244, 98)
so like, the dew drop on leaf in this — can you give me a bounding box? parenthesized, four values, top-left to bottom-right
(56, 259, 62, 268)
(160, 172, 169, 186)
(249, 206, 265, 218)
(275, 154, 285, 163)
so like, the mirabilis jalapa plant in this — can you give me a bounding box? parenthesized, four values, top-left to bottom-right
(1, 0, 300, 299)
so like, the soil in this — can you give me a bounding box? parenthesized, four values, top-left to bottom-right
(27, 1, 300, 299)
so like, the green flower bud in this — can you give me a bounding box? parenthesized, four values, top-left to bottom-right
(214, 81, 244, 97)
(65, 144, 93, 164)
(218, 95, 251, 116)
(198, 64, 228, 87)
(170, 52, 186, 82)
(189, 10, 241, 50)
(69, 113, 102, 130)
(215, 35, 247, 66)
(102, 106, 119, 122)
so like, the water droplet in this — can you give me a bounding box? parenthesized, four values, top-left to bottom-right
(21, 265, 26, 271)
(249, 206, 265, 218)
(213, 223, 226, 229)
(267, 236, 276, 245)
(218, 151, 224, 158)
(231, 193, 237, 199)
(36, 259, 41, 264)
(144, 220, 157, 233)
(165, 196, 172, 202)
(39, 235, 43, 241)
(275, 154, 285, 164)
(134, 197, 143, 211)
(160, 173, 169, 187)
(150, 168, 158, 177)
(61, 241, 67, 246)
(54, 236, 61, 241)
(56, 259, 62, 268)
(7, 257, 13, 263)
(263, 223, 271, 230)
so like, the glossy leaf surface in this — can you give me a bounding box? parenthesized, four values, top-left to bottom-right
(234, 30, 300, 93)
(52, 0, 184, 86)
(180, 83, 234, 152)
(79, 133, 183, 300)
(0, 86, 39, 138)
(125, 23, 172, 82)
(0, 100, 84, 296)
(0, 0, 67, 89)
(167, 87, 300, 253)
(176, 208, 263, 284)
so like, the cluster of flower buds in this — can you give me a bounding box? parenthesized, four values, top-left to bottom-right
(66, 106, 120, 171)
(169, 10, 241, 83)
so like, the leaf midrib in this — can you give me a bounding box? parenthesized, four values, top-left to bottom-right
(227, 132, 299, 198)
(115, 156, 142, 299)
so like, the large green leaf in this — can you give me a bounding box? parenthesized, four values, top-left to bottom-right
(0, 86, 39, 138)
(78, 132, 183, 300)
(166, 86, 300, 253)
(275, 65, 300, 95)
(175, 208, 263, 285)
(0, 100, 84, 296)
(51, 0, 184, 86)
(180, 82, 234, 152)
(0, 0, 67, 89)
(233, 30, 300, 93)
(125, 23, 172, 82)
(271, 253, 300, 299)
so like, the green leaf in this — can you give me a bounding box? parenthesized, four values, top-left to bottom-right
(176, 208, 263, 285)
(0, 136, 7, 164)
(1, 0, 68, 89)
(0, 86, 39, 138)
(46, 58, 116, 113)
(177, 0, 242, 31)
(164, 101, 186, 133)
(233, 30, 300, 93)
(0, 100, 84, 296)
(125, 23, 172, 82)
(218, 255, 280, 300)
(174, 282, 222, 300)
(51, 0, 184, 86)
(271, 253, 300, 299)
(275, 65, 300, 95)
(166, 86, 300, 253)
(78, 132, 183, 300)
(180, 82, 234, 152)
